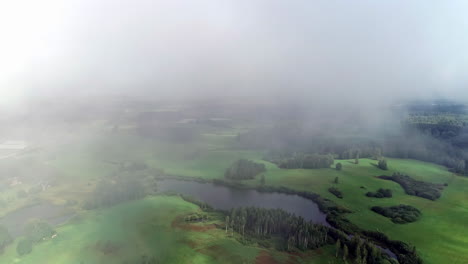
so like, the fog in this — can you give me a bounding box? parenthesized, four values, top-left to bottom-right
(1, 0, 468, 110)
(1, 2, 468, 263)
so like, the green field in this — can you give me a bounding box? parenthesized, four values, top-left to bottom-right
(41, 130, 468, 264)
(1, 119, 467, 264)
(0, 196, 337, 264)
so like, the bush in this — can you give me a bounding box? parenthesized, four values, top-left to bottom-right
(378, 159, 388, 170)
(335, 163, 342, 171)
(366, 188, 392, 198)
(371, 204, 421, 224)
(16, 239, 33, 255)
(328, 187, 343, 199)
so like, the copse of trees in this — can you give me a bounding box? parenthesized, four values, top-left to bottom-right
(226, 207, 329, 251)
(366, 188, 392, 198)
(277, 154, 334, 169)
(224, 159, 266, 180)
(379, 172, 444, 200)
(24, 219, 56, 243)
(371, 205, 421, 224)
(378, 159, 388, 170)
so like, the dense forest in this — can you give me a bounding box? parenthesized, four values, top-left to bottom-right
(226, 207, 329, 250)
(225, 207, 397, 264)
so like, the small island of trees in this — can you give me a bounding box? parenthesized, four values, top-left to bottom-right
(371, 204, 421, 224)
(366, 188, 392, 198)
(379, 173, 444, 200)
(224, 159, 266, 180)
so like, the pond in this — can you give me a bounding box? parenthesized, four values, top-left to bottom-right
(157, 179, 329, 226)
(0, 203, 75, 237)
(158, 178, 397, 259)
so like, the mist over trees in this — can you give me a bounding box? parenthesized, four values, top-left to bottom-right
(224, 159, 266, 180)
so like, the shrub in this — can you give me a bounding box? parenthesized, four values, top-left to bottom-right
(16, 239, 32, 255)
(328, 187, 343, 199)
(335, 163, 342, 171)
(378, 159, 388, 170)
(366, 188, 392, 198)
(371, 204, 421, 224)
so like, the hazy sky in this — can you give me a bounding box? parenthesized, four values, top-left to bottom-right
(1, 0, 468, 106)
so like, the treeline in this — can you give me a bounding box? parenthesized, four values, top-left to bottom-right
(372, 205, 421, 224)
(383, 133, 467, 174)
(224, 159, 266, 180)
(226, 207, 329, 250)
(362, 230, 423, 264)
(271, 153, 334, 169)
(240, 123, 468, 174)
(366, 188, 392, 198)
(334, 236, 389, 264)
(379, 173, 445, 201)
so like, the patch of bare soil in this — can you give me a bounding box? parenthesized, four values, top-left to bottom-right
(171, 216, 216, 232)
(255, 251, 279, 264)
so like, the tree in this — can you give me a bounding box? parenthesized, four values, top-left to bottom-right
(336, 163, 342, 171)
(335, 239, 341, 257)
(355, 240, 362, 264)
(334, 177, 339, 184)
(378, 159, 388, 170)
(225, 216, 230, 233)
(260, 174, 265, 185)
(455, 160, 465, 173)
(343, 244, 349, 262)
(16, 239, 32, 256)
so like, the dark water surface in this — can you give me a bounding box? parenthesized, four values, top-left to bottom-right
(158, 179, 397, 259)
(0, 203, 74, 237)
(158, 179, 329, 226)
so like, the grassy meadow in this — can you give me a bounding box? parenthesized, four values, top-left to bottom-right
(0, 196, 337, 264)
(1, 115, 467, 264)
